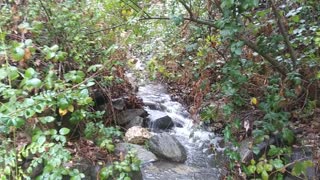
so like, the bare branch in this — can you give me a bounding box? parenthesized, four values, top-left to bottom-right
(39, 0, 51, 21)
(85, 23, 128, 35)
(139, 15, 288, 76)
(240, 37, 288, 76)
(178, 0, 194, 18)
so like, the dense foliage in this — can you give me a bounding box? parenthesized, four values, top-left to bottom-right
(1, 0, 319, 179)
(0, 0, 140, 179)
(119, 0, 320, 179)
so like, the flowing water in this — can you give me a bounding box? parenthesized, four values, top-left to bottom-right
(136, 83, 225, 180)
(125, 70, 226, 179)
(125, 51, 226, 179)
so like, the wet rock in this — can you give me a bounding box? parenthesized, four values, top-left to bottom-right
(174, 121, 183, 128)
(126, 116, 144, 129)
(115, 143, 158, 164)
(117, 109, 148, 125)
(141, 161, 221, 180)
(151, 115, 174, 131)
(148, 110, 174, 131)
(149, 133, 187, 162)
(112, 98, 126, 110)
(125, 126, 152, 145)
(143, 101, 162, 110)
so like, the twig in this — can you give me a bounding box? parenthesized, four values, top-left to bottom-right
(127, 0, 151, 18)
(95, 81, 118, 126)
(85, 23, 128, 35)
(120, 0, 142, 17)
(39, 0, 51, 21)
(269, 157, 309, 179)
(178, 0, 194, 18)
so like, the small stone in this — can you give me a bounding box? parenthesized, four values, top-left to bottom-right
(125, 126, 152, 145)
(112, 98, 126, 110)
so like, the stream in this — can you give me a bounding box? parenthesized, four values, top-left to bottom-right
(126, 69, 225, 179)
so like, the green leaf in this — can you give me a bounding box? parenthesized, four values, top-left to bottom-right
(7, 66, 20, 80)
(64, 70, 85, 83)
(50, 45, 59, 52)
(268, 145, 281, 157)
(37, 136, 46, 145)
(39, 116, 55, 124)
(106, 144, 115, 152)
(292, 160, 313, 176)
(25, 109, 36, 118)
(261, 170, 269, 180)
(253, 146, 260, 155)
(24, 39, 33, 46)
(12, 117, 25, 128)
(55, 51, 67, 61)
(264, 163, 273, 172)
(234, 48, 242, 55)
(256, 161, 264, 173)
(247, 165, 256, 174)
(45, 52, 56, 60)
(221, 0, 234, 9)
(131, 163, 140, 171)
(58, 97, 69, 109)
(4, 166, 11, 175)
(99, 167, 111, 179)
(0, 68, 7, 80)
(223, 126, 231, 141)
(12, 47, 25, 61)
(87, 64, 103, 72)
(26, 78, 42, 88)
(25, 68, 36, 78)
(271, 159, 284, 170)
(282, 128, 295, 145)
(59, 128, 70, 135)
(35, 103, 46, 113)
(45, 70, 57, 89)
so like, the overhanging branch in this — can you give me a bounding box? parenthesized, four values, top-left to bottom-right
(240, 37, 288, 76)
(178, 0, 194, 18)
(271, 0, 297, 70)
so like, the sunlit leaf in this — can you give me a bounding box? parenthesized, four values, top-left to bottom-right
(59, 108, 68, 116)
(39, 116, 55, 124)
(251, 97, 258, 105)
(11, 47, 25, 61)
(59, 127, 70, 135)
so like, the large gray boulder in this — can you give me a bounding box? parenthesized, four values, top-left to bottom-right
(117, 109, 148, 125)
(149, 133, 187, 162)
(115, 143, 158, 164)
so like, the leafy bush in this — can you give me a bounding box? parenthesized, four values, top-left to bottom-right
(99, 151, 141, 180)
(0, 0, 134, 179)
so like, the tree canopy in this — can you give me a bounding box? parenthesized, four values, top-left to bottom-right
(0, 0, 319, 179)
